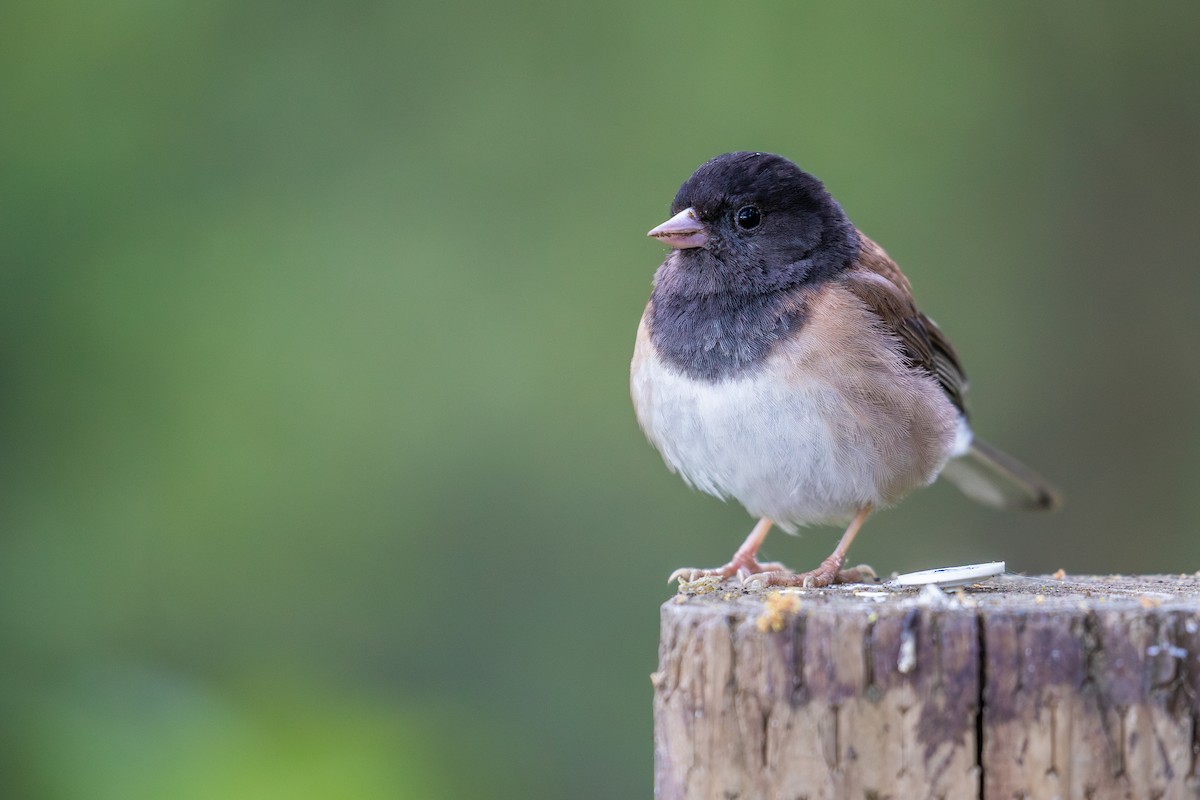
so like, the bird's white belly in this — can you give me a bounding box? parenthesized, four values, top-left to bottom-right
(634, 360, 860, 530)
(631, 349, 955, 531)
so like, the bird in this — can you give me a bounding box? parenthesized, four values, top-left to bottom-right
(630, 152, 1059, 588)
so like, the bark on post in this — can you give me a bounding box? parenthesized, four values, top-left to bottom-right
(652, 574, 1200, 799)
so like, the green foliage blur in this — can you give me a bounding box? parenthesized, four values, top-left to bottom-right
(2, 2, 1198, 797)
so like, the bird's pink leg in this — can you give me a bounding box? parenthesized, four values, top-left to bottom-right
(669, 518, 791, 584)
(765, 505, 875, 588)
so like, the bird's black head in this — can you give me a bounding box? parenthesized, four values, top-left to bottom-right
(649, 152, 860, 295)
(645, 153, 862, 381)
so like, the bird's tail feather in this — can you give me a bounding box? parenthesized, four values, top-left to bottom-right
(941, 438, 1060, 511)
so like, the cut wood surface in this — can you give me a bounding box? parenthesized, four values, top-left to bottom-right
(652, 574, 1200, 800)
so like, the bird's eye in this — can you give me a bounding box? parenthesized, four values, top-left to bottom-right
(735, 206, 761, 230)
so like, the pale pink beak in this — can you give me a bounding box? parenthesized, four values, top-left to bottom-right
(647, 207, 708, 249)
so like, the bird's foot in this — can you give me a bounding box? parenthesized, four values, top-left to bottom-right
(669, 555, 792, 587)
(766, 561, 877, 589)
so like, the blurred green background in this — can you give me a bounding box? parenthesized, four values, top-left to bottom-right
(2, 2, 1198, 797)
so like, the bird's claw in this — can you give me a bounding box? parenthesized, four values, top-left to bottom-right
(787, 562, 878, 588)
(668, 556, 794, 587)
(740, 569, 796, 590)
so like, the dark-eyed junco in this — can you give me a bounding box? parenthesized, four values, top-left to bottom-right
(631, 152, 1058, 588)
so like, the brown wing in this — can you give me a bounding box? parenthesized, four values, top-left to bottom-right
(841, 232, 970, 416)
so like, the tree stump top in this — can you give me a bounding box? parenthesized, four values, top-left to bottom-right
(654, 574, 1200, 800)
(664, 572, 1200, 615)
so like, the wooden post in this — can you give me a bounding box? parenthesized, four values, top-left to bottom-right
(652, 574, 1200, 799)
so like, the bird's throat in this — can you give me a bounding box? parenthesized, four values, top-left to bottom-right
(647, 285, 810, 382)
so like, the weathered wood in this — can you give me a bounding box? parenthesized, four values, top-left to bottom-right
(653, 574, 1200, 800)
